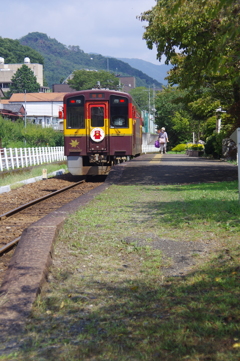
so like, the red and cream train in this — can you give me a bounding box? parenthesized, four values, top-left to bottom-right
(62, 89, 142, 175)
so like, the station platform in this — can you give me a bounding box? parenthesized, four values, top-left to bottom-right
(107, 152, 238, 185)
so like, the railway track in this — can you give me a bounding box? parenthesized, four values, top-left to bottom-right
(0, 175, 104, 286)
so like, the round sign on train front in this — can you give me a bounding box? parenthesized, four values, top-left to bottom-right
(90, 128, 105, 142)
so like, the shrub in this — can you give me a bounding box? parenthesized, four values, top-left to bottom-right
(0, 117, 25, 147)
(0, 117, 63, 148)
(186, 143, 204, 151)
(205, 133, 224, 158)
(171, 144, 187, 152)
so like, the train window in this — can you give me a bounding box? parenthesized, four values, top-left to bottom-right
(110, 95, 128, 128)
(67, 107, 85, 129)
(91, 107, 104, 127)
(66, 96, 85, 129)
(112, 117, 126, 127)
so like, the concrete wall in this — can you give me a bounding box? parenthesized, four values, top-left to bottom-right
(142, 132, 158, 146)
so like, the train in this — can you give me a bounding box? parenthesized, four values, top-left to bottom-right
(62, 89, 143, 175)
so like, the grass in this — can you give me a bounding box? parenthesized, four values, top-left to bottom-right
(1, 181, 240, 360)
(0, 163, 68, 188)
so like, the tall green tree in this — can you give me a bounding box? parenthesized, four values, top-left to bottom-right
(68, 69, 120, 90)
(154, 86, 223, 145)
(140, 0, 240, 128)
(154, 86, 192, 145)
(141, 0, 240, 83)
(9, 64, 40, 94)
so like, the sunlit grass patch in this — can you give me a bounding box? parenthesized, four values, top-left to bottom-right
(0, 163, 68, 188)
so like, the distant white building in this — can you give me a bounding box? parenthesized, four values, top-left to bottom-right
(0, 57, 45, 93)
(7, 92, 67, 130)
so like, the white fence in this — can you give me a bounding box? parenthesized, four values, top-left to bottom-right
(0, 147, 66, 172)
(0, 144, 159, 172)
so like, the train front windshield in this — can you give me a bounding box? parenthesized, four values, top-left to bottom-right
(110, 95, 129, 128)
(66, 96, 85, 129)
(91, 107, 104, 127)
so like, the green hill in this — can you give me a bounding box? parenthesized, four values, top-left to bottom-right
(19, 32, 163, 89)
(0, 36, 44, 65)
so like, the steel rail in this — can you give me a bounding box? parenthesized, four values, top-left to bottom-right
(0, 179, 85, 255)
(0, 237, 21, 254)
(0, 179, 85, 221)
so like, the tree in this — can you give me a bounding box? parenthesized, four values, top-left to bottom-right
(9, 64, 40, 94)
(154, 86, 219, 145)
(140, 0, 240, 128)
(141, 0, 240, 83)
(129, 87, 154, 112)
(154, 86, 192, 145)
(68, 69, 120, 91)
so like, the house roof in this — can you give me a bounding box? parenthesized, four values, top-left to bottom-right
(1, 104, 24, 113)
(0, 109, 23, 118)
(0, 99, 10, 104)
(0, 103, 24, 118)
(9, 92, 67, 102)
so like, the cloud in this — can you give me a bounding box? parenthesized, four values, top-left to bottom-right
(1, 0, 161, 65)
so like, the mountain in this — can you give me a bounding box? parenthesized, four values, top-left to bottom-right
(0, 36, 44, 65)
(19, 32, 163, 89)
(118, 58, 172, 85)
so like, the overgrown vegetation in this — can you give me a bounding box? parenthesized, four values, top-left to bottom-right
(0, 117, 63, 148)
(2, 180, 240, 360)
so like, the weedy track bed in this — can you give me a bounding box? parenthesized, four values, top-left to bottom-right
(0, 174, 103, 287)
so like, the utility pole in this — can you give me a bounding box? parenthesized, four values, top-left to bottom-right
(24, 89, 26, 128)
(148, 87, 151, 133)
(24, 89, 27, 145)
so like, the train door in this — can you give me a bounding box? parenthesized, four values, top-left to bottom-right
(87, 103, 108, 152)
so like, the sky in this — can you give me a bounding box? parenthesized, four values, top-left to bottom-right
(1, 0, 163, 66)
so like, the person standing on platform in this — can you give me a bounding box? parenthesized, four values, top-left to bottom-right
(158, 127, 169, 154)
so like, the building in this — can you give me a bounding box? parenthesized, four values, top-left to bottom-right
(0, 102, 25, 121)
(52, 75, 136, 94)
(52, 84, 75, 92)
(0, 57, 46, 93)
(118, 76, 136, 92)
(7, 92, 67, 130)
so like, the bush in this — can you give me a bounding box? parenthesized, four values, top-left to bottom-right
(205, 133, 224, 158)
(0, 117, 25, 147)
(186, 143, 204, 151)
(171, 144, 187, 152)
(0, 117, 63, 148)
